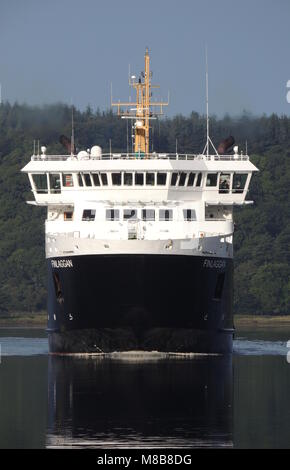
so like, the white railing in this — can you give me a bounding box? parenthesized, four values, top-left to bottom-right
(31, 152, 249, 162)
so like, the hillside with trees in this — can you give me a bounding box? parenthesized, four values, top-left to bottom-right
(0, 102, 289, 316)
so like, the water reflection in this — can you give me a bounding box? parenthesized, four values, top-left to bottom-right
(46, 354, 233, 448)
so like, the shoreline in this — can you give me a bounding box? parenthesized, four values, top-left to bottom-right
(234, 314, 290, 329)
(0, 313, 290, 330)
(0, 313, 47, 328)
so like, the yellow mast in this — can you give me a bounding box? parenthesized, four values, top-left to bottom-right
(111, 48, 168, 156)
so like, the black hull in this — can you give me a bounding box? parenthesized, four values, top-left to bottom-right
(47, 254, 234, 354)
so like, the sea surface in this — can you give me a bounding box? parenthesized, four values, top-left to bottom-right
(0, 326, 290, 448)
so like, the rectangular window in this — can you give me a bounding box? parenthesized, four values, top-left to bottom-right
(64, 211, 73, 221)
(206, 173, 218, 187)
(146, 172, 155, 186)
(157, 172, 167, 185)
(49, 173, 61, 193)
(100, 173, 108, 186)
(62, 174, 74, 187)
(135, 173, 144, 185)
(232, 173, 248, 193)
(82, 209, 96, 221)
(196, 173, 202, 187)
(183, 209, 196, 221)
(159, 209, 173, 221)
(178, 172, 187, 186)
(205, 205, 231, 221)
(112, 173, 121, 186)
(142, 209, 155, 221)
(106, 209, 120, 221)
(92, 173, 100, 186)
(124, 173, 133, 186)
(187, 172, 196, 187)
(78, 173, 84, 187)
(83, 173, 92, 186)
(219, 173, 230, 193)
(124, 209, 137, 220)
(32, 174, 48, 194)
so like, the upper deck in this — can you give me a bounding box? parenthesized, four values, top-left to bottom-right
(22, 147, 258, 207)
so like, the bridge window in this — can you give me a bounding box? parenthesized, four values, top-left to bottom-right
(124, 209, 137, 220)
(157, 172, 167, 185)
(187, 172, 196, 186)
(183, 209, 196, 221)
(49, 173, 61, 193)
(106, 209, 120, 221)
(124, 173, 133, 186)
(206, 173, 218, 187)
(82, 209, 95, 221)
(146, 172, 155, 185)
(78, 174, 84, 186)
(171, 172, 178, 186)
(135, 173, 144, 185)
(219, 173, 230, 193)
(100, 173, 108, 186)
(32, 174, 48, 193)
(112, 173, 122, 186)
(142, 209, 155, 221)
(196, 173, 202, 187)
(83, 173, 92, 186)
(92, 173, 100, 186)
(159, 209, 173, 221)
(178, 172, 187, 186)
(62, 174, 74, 187)
(233, 173, 248, 193)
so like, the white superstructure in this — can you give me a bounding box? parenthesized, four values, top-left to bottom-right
(22, 148, 257, 260)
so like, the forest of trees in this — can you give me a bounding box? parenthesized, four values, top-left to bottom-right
(0, 102, 289, 316)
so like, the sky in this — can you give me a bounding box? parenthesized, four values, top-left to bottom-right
(0, 0, 290, 117)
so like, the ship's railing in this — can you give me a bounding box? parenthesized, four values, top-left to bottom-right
(31, 152, 249, 162)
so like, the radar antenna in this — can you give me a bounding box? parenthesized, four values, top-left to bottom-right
(111, 48, 169, 156)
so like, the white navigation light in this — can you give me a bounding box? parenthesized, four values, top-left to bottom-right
(41, 146, 47, 154)
(233, 145, 239, 160)
(136, 120, 143, 128)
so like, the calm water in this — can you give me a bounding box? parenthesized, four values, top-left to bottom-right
(0, 326, 290, 448)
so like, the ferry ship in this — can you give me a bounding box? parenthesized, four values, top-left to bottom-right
(22, 49, 258, 354)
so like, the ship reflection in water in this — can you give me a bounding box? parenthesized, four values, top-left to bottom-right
(46, 354, 233, 448)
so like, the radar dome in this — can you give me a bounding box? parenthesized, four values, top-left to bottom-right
(91, 146, 102, 158)
(77, 150, 89, 160)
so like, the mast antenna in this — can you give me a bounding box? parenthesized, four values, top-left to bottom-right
(206, 47, 209, 157)
(202, 47, 218, 157)
(71, 105, 75, 156)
